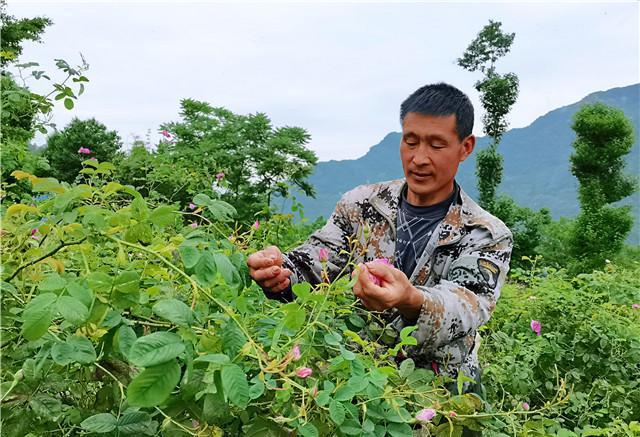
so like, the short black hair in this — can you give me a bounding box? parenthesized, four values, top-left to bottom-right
(400, 83, 474, 141)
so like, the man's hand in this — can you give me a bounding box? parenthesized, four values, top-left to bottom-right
(352, 261, 424, 321)
(247, 246, 292, 293)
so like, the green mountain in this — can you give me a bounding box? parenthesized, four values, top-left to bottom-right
(291, 84, 639, 243)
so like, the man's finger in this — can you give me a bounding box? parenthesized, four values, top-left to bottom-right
(262, 269, 292, 289)
(247, 251, 275, 269)
(251, 266, 282, 282)
(270, 278, 291, 293)
(364, 261, 396, 283)
(263, 246, 283, 266)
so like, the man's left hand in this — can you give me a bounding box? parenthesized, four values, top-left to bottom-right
(352, 261, 425, 321)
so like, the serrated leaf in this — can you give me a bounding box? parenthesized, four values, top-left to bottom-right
(81, 413, 117, 433)
(329, 399, 346, 425)
(38, 273, 67, 292)
(213, 252, 240, 286)
(222, 321, 246, 357)
(113, 271, 140, 293)
(194, 251, 217, 286)
(66, 281, 93, 307)
(324, 331, 342, 346)
(292, 282, 311, 300)
(128, 332, 185, 367)
(399, 358, 415, 378)
(116, 411, 152, 434)
(221, 363, 250, 408)
(282, 302, 306, 331)
(87, 272, 112, 293)
(56, 296, 89, 325)
(297, 423, 319, 437)
(127, 360, 181, 407)
(152, 298, 194, 327)
(114, 325, 137, 357)
(51, 335, 96, 365)
(149, 205, 176, 227)
(21, 293, 57, 341)
(179, 244, 201, 269)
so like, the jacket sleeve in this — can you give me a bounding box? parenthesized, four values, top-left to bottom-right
(263, 193, 356, 302)
(409, 228, 513, 353)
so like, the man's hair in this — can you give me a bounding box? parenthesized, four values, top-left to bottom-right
(400, 83, 474, 141)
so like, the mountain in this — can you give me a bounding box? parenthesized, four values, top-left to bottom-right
(290, 84, 640, 243)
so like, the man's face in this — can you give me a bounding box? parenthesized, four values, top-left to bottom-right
(400, 112, 475, 206)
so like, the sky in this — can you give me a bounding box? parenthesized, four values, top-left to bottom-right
(8, 1, 640, 161)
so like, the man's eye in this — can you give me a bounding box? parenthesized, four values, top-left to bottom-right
(405, 140, 418, 147)
(432, 143, 446, 149)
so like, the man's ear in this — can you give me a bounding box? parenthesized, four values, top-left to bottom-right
(459, 135, 475, 162)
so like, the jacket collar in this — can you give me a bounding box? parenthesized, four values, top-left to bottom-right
(371, 179, 500, 246)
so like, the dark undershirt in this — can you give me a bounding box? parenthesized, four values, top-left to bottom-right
(394, 183, 458, 278)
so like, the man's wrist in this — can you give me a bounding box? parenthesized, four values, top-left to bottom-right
(397, 285, 424, 322)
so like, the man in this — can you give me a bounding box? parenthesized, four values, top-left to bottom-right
(247, 83, 512, 396)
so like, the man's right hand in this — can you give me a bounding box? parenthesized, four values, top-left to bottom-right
(247, 245, 292, 293)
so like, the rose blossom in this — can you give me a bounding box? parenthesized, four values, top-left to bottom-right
(530, 320, 541, 336)
(296, 367, 312, 378)
(416, 408, 436, 422)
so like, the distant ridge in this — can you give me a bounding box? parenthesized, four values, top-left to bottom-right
(290, 84, 639, 243)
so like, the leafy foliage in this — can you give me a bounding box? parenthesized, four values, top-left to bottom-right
(43, 118, 123, 183)
(568, 103, 637, 273)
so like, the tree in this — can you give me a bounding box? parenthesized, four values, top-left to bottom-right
(457, 20, 519, 209)
(0, 1, 52, 67)
(568, 103, 637, 272)
(157, 99, 317, 223)
(44, 118, 122, 182)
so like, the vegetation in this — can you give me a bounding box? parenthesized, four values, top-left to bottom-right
(1, 7, 638, 437)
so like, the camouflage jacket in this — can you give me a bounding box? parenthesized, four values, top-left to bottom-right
(275, 179, 513, 381)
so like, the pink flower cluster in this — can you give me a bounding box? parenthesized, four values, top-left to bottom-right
(77, 147, 91, 154)
(296, 367, 312, 378)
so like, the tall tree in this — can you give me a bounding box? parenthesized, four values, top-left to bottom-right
(44, 118, 122, 182)
(569, 103, 637, 272)
(457, 20, 519, 209)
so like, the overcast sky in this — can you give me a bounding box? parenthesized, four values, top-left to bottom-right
(9, 1, 639, 161)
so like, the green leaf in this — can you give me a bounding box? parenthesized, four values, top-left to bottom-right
(329, 399, 346, 425)
(399, 358, 415, 378)
(387, 422, 413, 437)
(334, 384, 357, 402)
(87, 272, 112, 293)
(149, 205, 176, 227)
(114, 325, 137, 358)
(221, 363, 250, 408)
(213, 252, 240, 286)
(249, 379, 265, 400)
(51, 335, 96, 365)
(114, 271, 140, 293)
(63, 97, 74, 110)
(116, 410, 153, 434)
(56, 296, 89, 325)
(179, 244, 201, 269)
(297, 423, 319, 437)
(152, 298, 194, 327)
(194, 251, 217, 286)
(222, 321, 246, 357)
(292, 282, 311, 300)
(21, 293, 57, 341)
(66, 281, 93, 307)
(128, 332, 185, 367)
(194, 353, 231, 365)
(81, 413, 117, 433)
(324, 331, 342, 346)
(38, 273, 67, 292)
(283, 302, 306, 331)
(127, 360, 181, 407)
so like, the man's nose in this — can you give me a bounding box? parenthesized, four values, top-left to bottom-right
(412, 147, 431, 166)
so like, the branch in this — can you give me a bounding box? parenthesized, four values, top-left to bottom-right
(4, 237, 87, 282)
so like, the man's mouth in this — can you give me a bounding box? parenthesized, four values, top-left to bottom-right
(411, 171, 431, 178)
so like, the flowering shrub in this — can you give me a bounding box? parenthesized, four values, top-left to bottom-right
(0, 166, 637, 436)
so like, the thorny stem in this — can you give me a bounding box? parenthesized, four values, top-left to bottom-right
(4, 237, 87, 282)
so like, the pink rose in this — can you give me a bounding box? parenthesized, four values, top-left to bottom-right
(296, 367, 312, 378)
(291, 345, 301, 361)
(367, 258, 391, 286)
(530, 320, 541, 336)
(215, 172, 225, 181)
(522, 402, 530, 411)
(188, 203, 196, 210)
(416, 408, 436, 422)
(161, 130, 171, 138)
(318, 248, 329, 263)
(632, 304, 639, 310)
(190, 222, 198, 229)
(449, 411, 457, 417)
(77, 147, 91, 154)
(252, 220, 260, 230)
